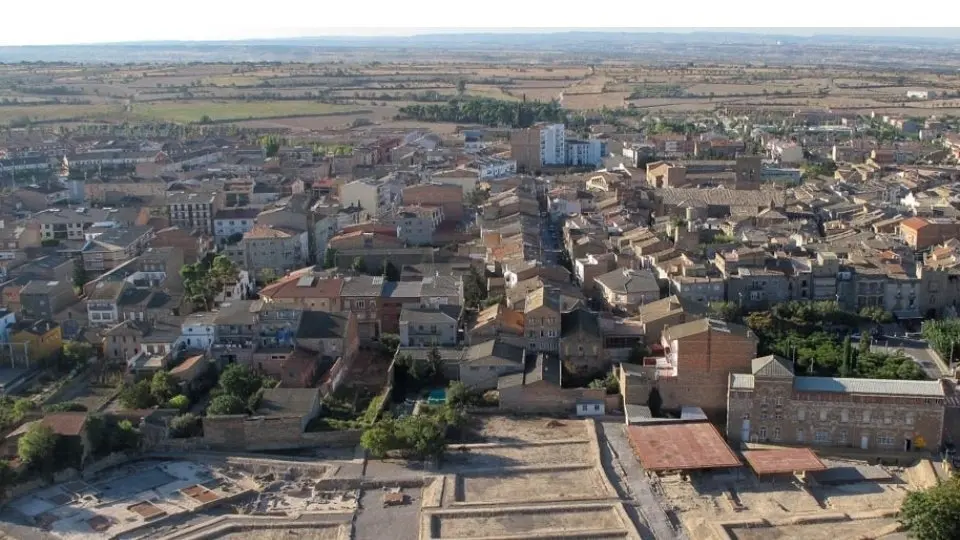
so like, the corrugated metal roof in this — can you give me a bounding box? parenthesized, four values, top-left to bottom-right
(793, 377, 944, 397)
(730, 373, 755, 390)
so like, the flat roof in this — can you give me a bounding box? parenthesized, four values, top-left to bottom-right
(626, 422, 741, 471)
(742, 448, 827, 475)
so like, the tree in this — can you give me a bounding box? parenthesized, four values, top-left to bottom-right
(111, 420, 141, 451)
(446, 381, 472, 409)
(150, 370, 178, 403)
(218, 364, 263, 401)
(900, 477, 960, 540)
(647, 387, 664, 416)
(259, 268, 278, 285)
(169, 413, 202, 438)
(72, 257, 88, 290)
(61, 341, 94, 370)
(708, 301, 741, 323)
(351, 257, 367, 274)
(426, 348, 444, 379)
(588, 373, 619, 394)
(18, 423, 57, 470)
(118, 380, 156, 409)
(463, 267, 487, 308)
(840, 336, 853, 377)
(207, 394, 246, 415)
(360, 418, 398, 458)
(209, 255, 238, 290)
(43, 402, 87, 413)
(322, 248, 338, 269)
(456, 79, 467, 95)
(860, 306, 893, 324)
(167, 394, 190, 412)
(380, 334, 401, 357)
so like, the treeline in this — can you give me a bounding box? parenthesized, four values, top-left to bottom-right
(397, 97, 563, 127)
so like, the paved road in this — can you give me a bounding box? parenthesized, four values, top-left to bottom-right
(596, 421, 686, 540)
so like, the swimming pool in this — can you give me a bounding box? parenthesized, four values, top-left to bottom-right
(427, 388, 446, 404)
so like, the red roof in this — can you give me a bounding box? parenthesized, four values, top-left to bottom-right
(742, 449, 827, 475)
(626, 422, 741, 471)
(41, 413, 88, 436)
(900, 217, 930, 231)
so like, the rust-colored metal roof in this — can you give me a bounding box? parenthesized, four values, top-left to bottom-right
(626, 422, 741, 471)
(742, 448, 827, 475)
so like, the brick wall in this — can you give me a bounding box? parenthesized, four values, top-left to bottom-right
(727, 378, 945, 452)
(499, 383, 604, 414)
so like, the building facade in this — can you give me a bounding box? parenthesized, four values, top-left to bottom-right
(727, 355, 945, 452)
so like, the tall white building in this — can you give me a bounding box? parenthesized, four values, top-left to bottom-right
(540, 124, 566, 166)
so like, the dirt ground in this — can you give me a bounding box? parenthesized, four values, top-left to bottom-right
(457, 467, 609, 504)
(432, 505, 624, 538)
(224, 526, 346, 540)
(476, 416, 589, 443)
(444, 441, 592, 469)
(728, 517, 898, 540)
(658, 460, 918, 540)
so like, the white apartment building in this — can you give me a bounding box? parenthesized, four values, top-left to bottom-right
(566, 139, 604, 167)
(540, 124, 566, 166)
(476, 158, 517, 180)
(767, 140, 804, 164)
(340, 176, 402, 219)
(213, 208, 260, 245)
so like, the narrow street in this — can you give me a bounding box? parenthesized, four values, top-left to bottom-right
(596, 421, 687, 540)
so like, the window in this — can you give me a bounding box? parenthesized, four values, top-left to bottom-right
(775, 397, 783, 407)
(742, 413, 750, 420)
(815, 431, 830, 443)
(759, 427, 767, 439)
(884, 413, 892, 425)
(877, 434, 895, 446)
(820, 409, 828, 421)
(775, 412, 783, 420)
(841, 409, 849, 423)
(773, 427, 781, 441)
(839, 430, 847, 444)
(863, 410, 871, 423)
(905, 413, 915, 426)
(356, 300, 364, 309)
(797, 409, 805, 421)
(760, 411, 768, 420)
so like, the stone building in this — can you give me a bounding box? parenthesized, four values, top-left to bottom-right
(726, 355, 946, 453)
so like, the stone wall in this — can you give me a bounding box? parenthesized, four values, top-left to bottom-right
(203, 415, 361, 451)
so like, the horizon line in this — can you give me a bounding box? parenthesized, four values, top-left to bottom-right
(3, 27, 959, 49)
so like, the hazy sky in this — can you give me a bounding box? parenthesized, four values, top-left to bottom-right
(2, 1, 957, 46)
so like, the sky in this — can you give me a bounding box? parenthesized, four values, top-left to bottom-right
(3, 1, 959, 46)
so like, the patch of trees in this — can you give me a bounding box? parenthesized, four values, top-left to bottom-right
(118, 369, 188, 410)
(899, 477, 960, 540)
(744, 303, 924, 380)
(628, 84, 688, 99)
(180, 254, 239, 310)
(360, 402, 465, 460)
(206, 364, 277, 416)
(397, 97, 562, 127)
(922, 319, 960, 363)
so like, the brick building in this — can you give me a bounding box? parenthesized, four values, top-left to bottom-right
(726, 355, 945, 453)
(621, 319, 757, 416)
